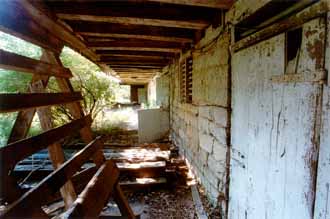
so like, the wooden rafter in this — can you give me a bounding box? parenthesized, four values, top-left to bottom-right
(57, 14, 209, 29)
(145, 0, 233, 9)
(80, 32, 193, 43)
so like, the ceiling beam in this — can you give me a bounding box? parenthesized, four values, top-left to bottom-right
(99, 56, 170, 63)
(104, 61, 167, 66)
(108, 64, 163, 69)
(99, 54, 171, 59)
(80, 32, 193, 43)
(46, 2, 218, 21)
(93, 47, 181, 53)
(64, 22, 195, 39)
(57, 14, 208, 29)
(144, 0, 234, 9)
(95, 50, 176, 57)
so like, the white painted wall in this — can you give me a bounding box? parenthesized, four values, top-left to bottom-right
(138, 108, 169, 143)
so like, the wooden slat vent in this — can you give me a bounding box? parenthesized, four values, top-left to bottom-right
(180, 55, 193, 103)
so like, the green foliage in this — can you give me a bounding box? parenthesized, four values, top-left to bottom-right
(0, 31, 130, 145)
(0, 32, 42, 145)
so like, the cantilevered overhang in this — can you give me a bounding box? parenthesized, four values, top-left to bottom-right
(0, 0, 234, 84)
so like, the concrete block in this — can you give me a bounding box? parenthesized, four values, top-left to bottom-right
(209, 122, 227, 145)
(208, 154, 226, 178)
(199, 133, 213, 153)
(198, 117, 209, 133)
(211, 107, 228, 127)
(212, 139, 227, 161)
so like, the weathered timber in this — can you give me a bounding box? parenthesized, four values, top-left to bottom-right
(81, 33, 193, 43)
(0, 92, 82, 113)
(145, 0, 233, 9)
(87, 40, 183, 49)
(57, 14, 208, 29)
(0, 49, 72, 78)
(0, 115, 92, 172)
(0, 1, 62, 53)
(46, 1, 219, 22)
(191, 185, 208, 219)
(31, 80, 77, 208)
(57, 161, 119, 219)
(113, 184, 135, 219)
(52, 54, 105, 166)
(103, 61, 167, 66)
(65, 22, 195, 39)
(0, 137, 104, 219)
(20, 0, 98, 62)
(96, 50, 175, 57)
(8, 50, 57, 143)
(232, 0, 330, 52)
(95, 47, 181, 53)
(99, 55, 171, 62)
(270, 69, 327, 84)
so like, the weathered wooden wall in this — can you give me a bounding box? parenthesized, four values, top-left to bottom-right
(229, 16, 326, 219)
(313, 12, 330, 219)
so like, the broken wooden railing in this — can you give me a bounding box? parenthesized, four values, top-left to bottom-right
(0, 2, 135, 217)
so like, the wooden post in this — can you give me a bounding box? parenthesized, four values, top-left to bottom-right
(30, 80, 77, 209)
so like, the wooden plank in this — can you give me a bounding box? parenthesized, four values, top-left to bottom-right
(87, 40, 183, 49)
(113, 184, 135, 219)
(0, 49, 72, 78)
(95, 50, 175, 57)
(99, 55, 171, 61)
(94, 47, 181, 53)
(0, 1, 62, 53)
(20, 0, 98, 62)
(232, 1, 329, 52)
(0, 137, 104, 219)
(81, 32, 192, 43)
(191, 185, 208, 219)
(57, 14, 208, 29)
(0, 92, 82, 113)
(31, 81, 77, 208)
(145, 0, 233, 9)
(0, 115, 92, 172)
(54, 68, 106, 166)
(57, 161, 120, 219)
(270, 69, 327, 84)
(66, 22, 194, 39)
(8, 50, 57, 143)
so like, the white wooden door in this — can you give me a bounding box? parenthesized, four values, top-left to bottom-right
(229, 17, 326, 219)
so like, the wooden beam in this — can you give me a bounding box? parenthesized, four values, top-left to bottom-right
(57, 14, 208, 29)
(87, 39, 183, 49)
(0, 115, 92, 172)
(57, 161, 120, 219)
(105, 62, 166, 67)
(31, 80, 77, 208)
(8, 50, 59, 144)
(0, 1, 62, 53)
(0, 49, 72, 78)
(20, 0, 99, 62)
(145, 0, 233, 9)
(80, 32, 193, 43)
(100, 56, 170, 63)
(99, 54, 171, 60)
(113, 184, 136, 219)
(94, 47, 181, 53)
(232, 0, 329, 52)
(66, 22, 195, 39)
(0, 137, 104, 219)
(95, 50, 175, 57)
(47, 2, 218, 22)
(0, 92, 82, 113)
